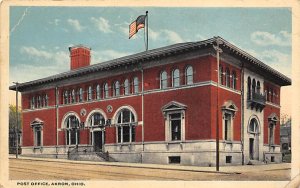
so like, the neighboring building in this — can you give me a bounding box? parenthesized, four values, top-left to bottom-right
(9, 37, 291, 166)
(9, 128, 22, 154)
(280, 119, 291, 155)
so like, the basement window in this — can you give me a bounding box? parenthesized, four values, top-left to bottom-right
(271, 156, 275, 162)
(169, 156, 181, 164)
(226, 156, 232, 163)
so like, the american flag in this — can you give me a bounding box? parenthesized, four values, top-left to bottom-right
(129, 15, 146, 39)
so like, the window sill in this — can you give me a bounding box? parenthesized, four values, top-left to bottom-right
(224, 140, 233, 144)
(167, 141, 182, 144)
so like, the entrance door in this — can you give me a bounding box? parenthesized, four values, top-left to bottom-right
(93, 131, 103, 152)
(249, 138, 254, 160)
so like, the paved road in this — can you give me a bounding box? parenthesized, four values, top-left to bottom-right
(9, 158, 291, 181)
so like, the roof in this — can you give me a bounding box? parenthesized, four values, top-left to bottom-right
(10, 36, 291, 92)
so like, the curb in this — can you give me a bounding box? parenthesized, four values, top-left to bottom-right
(9, 156, 240, 175)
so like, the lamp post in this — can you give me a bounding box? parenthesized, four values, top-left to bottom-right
(213, 37, 223, 171)
(13, 82, 19, 159)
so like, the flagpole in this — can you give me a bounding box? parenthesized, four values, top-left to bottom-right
(146, 11, 148, 51)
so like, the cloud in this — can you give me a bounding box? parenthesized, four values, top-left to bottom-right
(49, 19, 60, 26)
(91, 17, 112, 33)
(250, 31, 291, 46)
(20, 46, 69, 66)
(92, 49, 130, 63)
(67, 19, 84, 32)
(20, 46, 53, 59)
(148, 28, 160, 41)
(245, 48, 291, 77)
(160, 30, 184, 44)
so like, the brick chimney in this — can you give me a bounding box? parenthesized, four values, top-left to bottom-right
(69, 45, 91, 70)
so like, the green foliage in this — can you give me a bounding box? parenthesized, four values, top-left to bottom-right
(9, 104, 22, 129)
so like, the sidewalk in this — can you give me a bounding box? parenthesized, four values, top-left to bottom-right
(9, 154, 291, 175)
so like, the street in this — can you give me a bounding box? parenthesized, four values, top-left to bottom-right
(9, 158, 291, 181)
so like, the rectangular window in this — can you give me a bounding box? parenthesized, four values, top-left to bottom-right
(224, 113, 232, 141)
(269, 125, 274, 145)
(169, 156, 180, 164)
(226, 156, 232, 163)
(170, 113, 181, 141)
(34, 127, 42, 147)
(271, 156, 275, 162)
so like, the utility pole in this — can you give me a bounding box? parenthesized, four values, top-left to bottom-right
(213, 37, 223, 171)
(13, 82, 19, 159)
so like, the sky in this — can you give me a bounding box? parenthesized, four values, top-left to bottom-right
(9, 6, 292, 118)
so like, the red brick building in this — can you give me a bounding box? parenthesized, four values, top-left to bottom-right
(10, 37, 291, 166)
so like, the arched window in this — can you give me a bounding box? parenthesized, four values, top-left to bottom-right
(37, 96, 41, 108)
(160, 71, 168, 89)
(172, 69, 180, 87)
(252, 79, 256, 95)
(96, 85, 101, 100)
(257, 81, 261, 94)
(31, 96, 35, 109)
(71, 89, 76, 103)
(79, 88, 83, 102)
(64, 91, 68, 104)
(232, 71, 237, 89)
(45, 94, 48, 107)
(219, 66, 224, 85)
(103, 83, 109, 98)
(124, 79, 129, 95)
(65, 115, 80, 145)
(114, 81, 120, 96)
(273, 90, 277, 104)
(87, 86, 92, 101)
(116, 109, 137, 143)
(225, 68, 230, 87)
(247, 77, 251, 100)
(185, 66, 193, 85)
(269, 88, 273, 103)
(249, 118, 259, 134)
(89, 112, 106, 127)
(133, 77, 139, 93)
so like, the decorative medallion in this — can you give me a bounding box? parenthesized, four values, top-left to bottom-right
(80, 108, 87, 116)
(107, 105, 113, 113)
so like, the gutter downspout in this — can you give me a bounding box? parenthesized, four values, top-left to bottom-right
(55, 86, 59, 158)
(241, 62, 245, 165)
(141, 65, 145, 163)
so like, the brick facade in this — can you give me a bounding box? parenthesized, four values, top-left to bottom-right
(11, 37, 290, 166)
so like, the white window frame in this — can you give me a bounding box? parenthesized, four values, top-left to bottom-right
(115, 108, 137, 143)
(33, 126, 43, 147)
(114, 81, 120, 96)
(221, 101, 238, 141)
(96, 84, 101, 99)
(162, 101, 187, 142)
(133, 77, 139, 94)
(65, 115, 80, 146)
(165, 111, 185, 142)
(160, 71, 168, 89)
(124, 79, 129, 95)
(185, 66, 193, 85)
(172, 69, 180, 87)
(104, 83, 109, 98)
(222, 112, 233, 141)
(87, 86, 92, 101)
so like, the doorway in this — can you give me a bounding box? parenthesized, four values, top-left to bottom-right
(249, 138, 254, 160)
(93, 131, 104, 152)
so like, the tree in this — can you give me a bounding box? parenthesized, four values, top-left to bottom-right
(9, 104, 22, 129)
